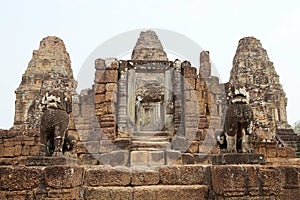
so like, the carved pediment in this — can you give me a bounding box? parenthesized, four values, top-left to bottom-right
(135, 83, 164, 102)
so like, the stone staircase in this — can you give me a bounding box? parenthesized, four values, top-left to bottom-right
(276, 129, 300, 158)
(131, 131, 171, 151)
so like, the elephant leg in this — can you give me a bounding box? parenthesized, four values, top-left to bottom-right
(242, 134, 253, 153)
(52, 125, 64, 157)
(241, 128, 248, 153)
(226, 133, 237, 153)
(39, 127, 48, 156)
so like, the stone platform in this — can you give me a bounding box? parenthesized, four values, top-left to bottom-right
(25, 156, 78, 166)
(1, 164, 299, 199)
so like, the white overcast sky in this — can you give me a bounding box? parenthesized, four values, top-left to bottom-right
(1, 0, 300, 129)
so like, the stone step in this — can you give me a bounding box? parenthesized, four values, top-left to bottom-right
(281, 143, 300, 150)
(131, 141, 171, 151)
(277, 135, 300, 141)
(132, 136, 170, 142)
(276, 129, 295, 135)
(133, 131, 169, 137)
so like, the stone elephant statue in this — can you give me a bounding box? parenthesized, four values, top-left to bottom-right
(39, 90, 73, 157)
(220, 87, 254, 153)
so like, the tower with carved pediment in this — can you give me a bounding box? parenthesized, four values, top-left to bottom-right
(90, 30, 214, 165)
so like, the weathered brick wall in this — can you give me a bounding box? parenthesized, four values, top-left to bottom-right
(0, 164, 299, 199)
(94, 58, 119, 140)
(0, 129, 39, 162)
(253, 141, 296, 160)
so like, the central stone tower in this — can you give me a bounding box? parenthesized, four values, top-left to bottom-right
(84, 30, 215, 166)
(118, 30, 183, 151)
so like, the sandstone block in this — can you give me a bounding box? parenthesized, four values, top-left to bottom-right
(0, 166, 42, 191)
(212, 165, 247, 196)
(106, 102, 116, 114)
(187, 141, 199, 153)
(25, 156, 78, 166)
(285, 147, 296, 158)
(266, 147, 277, 158)
(212, 165, 283, 197)
(23, 138, 36, 146)
(279, 188, 300, 199)
(94, 83, 106, 94)
(82, 141, 99, 154)
(21, 146, 30, 156)
(81, 104, 95, 117)
(183, 66, 197, 78)
(166, 150, 182, 165)
(131, 167, 160, 186)
(105, 91, 117, 102)
(99, 140, 115, 153)
(3, 139, 14, 147)
(47, 187, 80, 199)
(95, 58, 105, 70)
(110, 150, 129, 166)
(94, 94, 105, 104)
(96, 153, 112, 166)
(95, 103, 107, 116)
(13, 144, 22, 156)
(105, 70, 119, 83)
(194, 153, 212, 164)
(44, 166, 84, 189)
(105, 59, 119, 70)
(3, 146, 14, 157)
(131, 151, 148, 166)
(84, 166, 131, 186)
(84, 186, 133, 200)
(160, 165, 207, 185)
(0, 191, 34, 200)
(0, 144, 3, 157)
(278, 166, 299, 189)
(106, 83, 118, 91)
(102, 127, 117, 140)
(148, 151, 164, 166)
(100, 121, 116, 128)
(95, 70, 105, 83)
(184, 78, 196, 90)
(211, 153, 265, 165)
(182, 153, 194, 164)
(185, 101, 199, 114)
(185, 127, 199, 141)
(133, 185, 208, 200)
(29, 145, 39, 156)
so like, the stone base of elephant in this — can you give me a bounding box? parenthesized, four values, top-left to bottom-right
(211, 153, 265, 165)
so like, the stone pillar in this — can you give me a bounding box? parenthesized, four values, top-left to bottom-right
(117, 61, 129, 137)
(173, 60, 185, 136)
(127, 67, 136, 134)
(182, 61, 200, 152)
(164, 68, 175, 136)
(200, 51, 211, 78)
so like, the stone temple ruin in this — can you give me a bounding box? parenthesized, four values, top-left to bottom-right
(0, 30, 300, 199)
